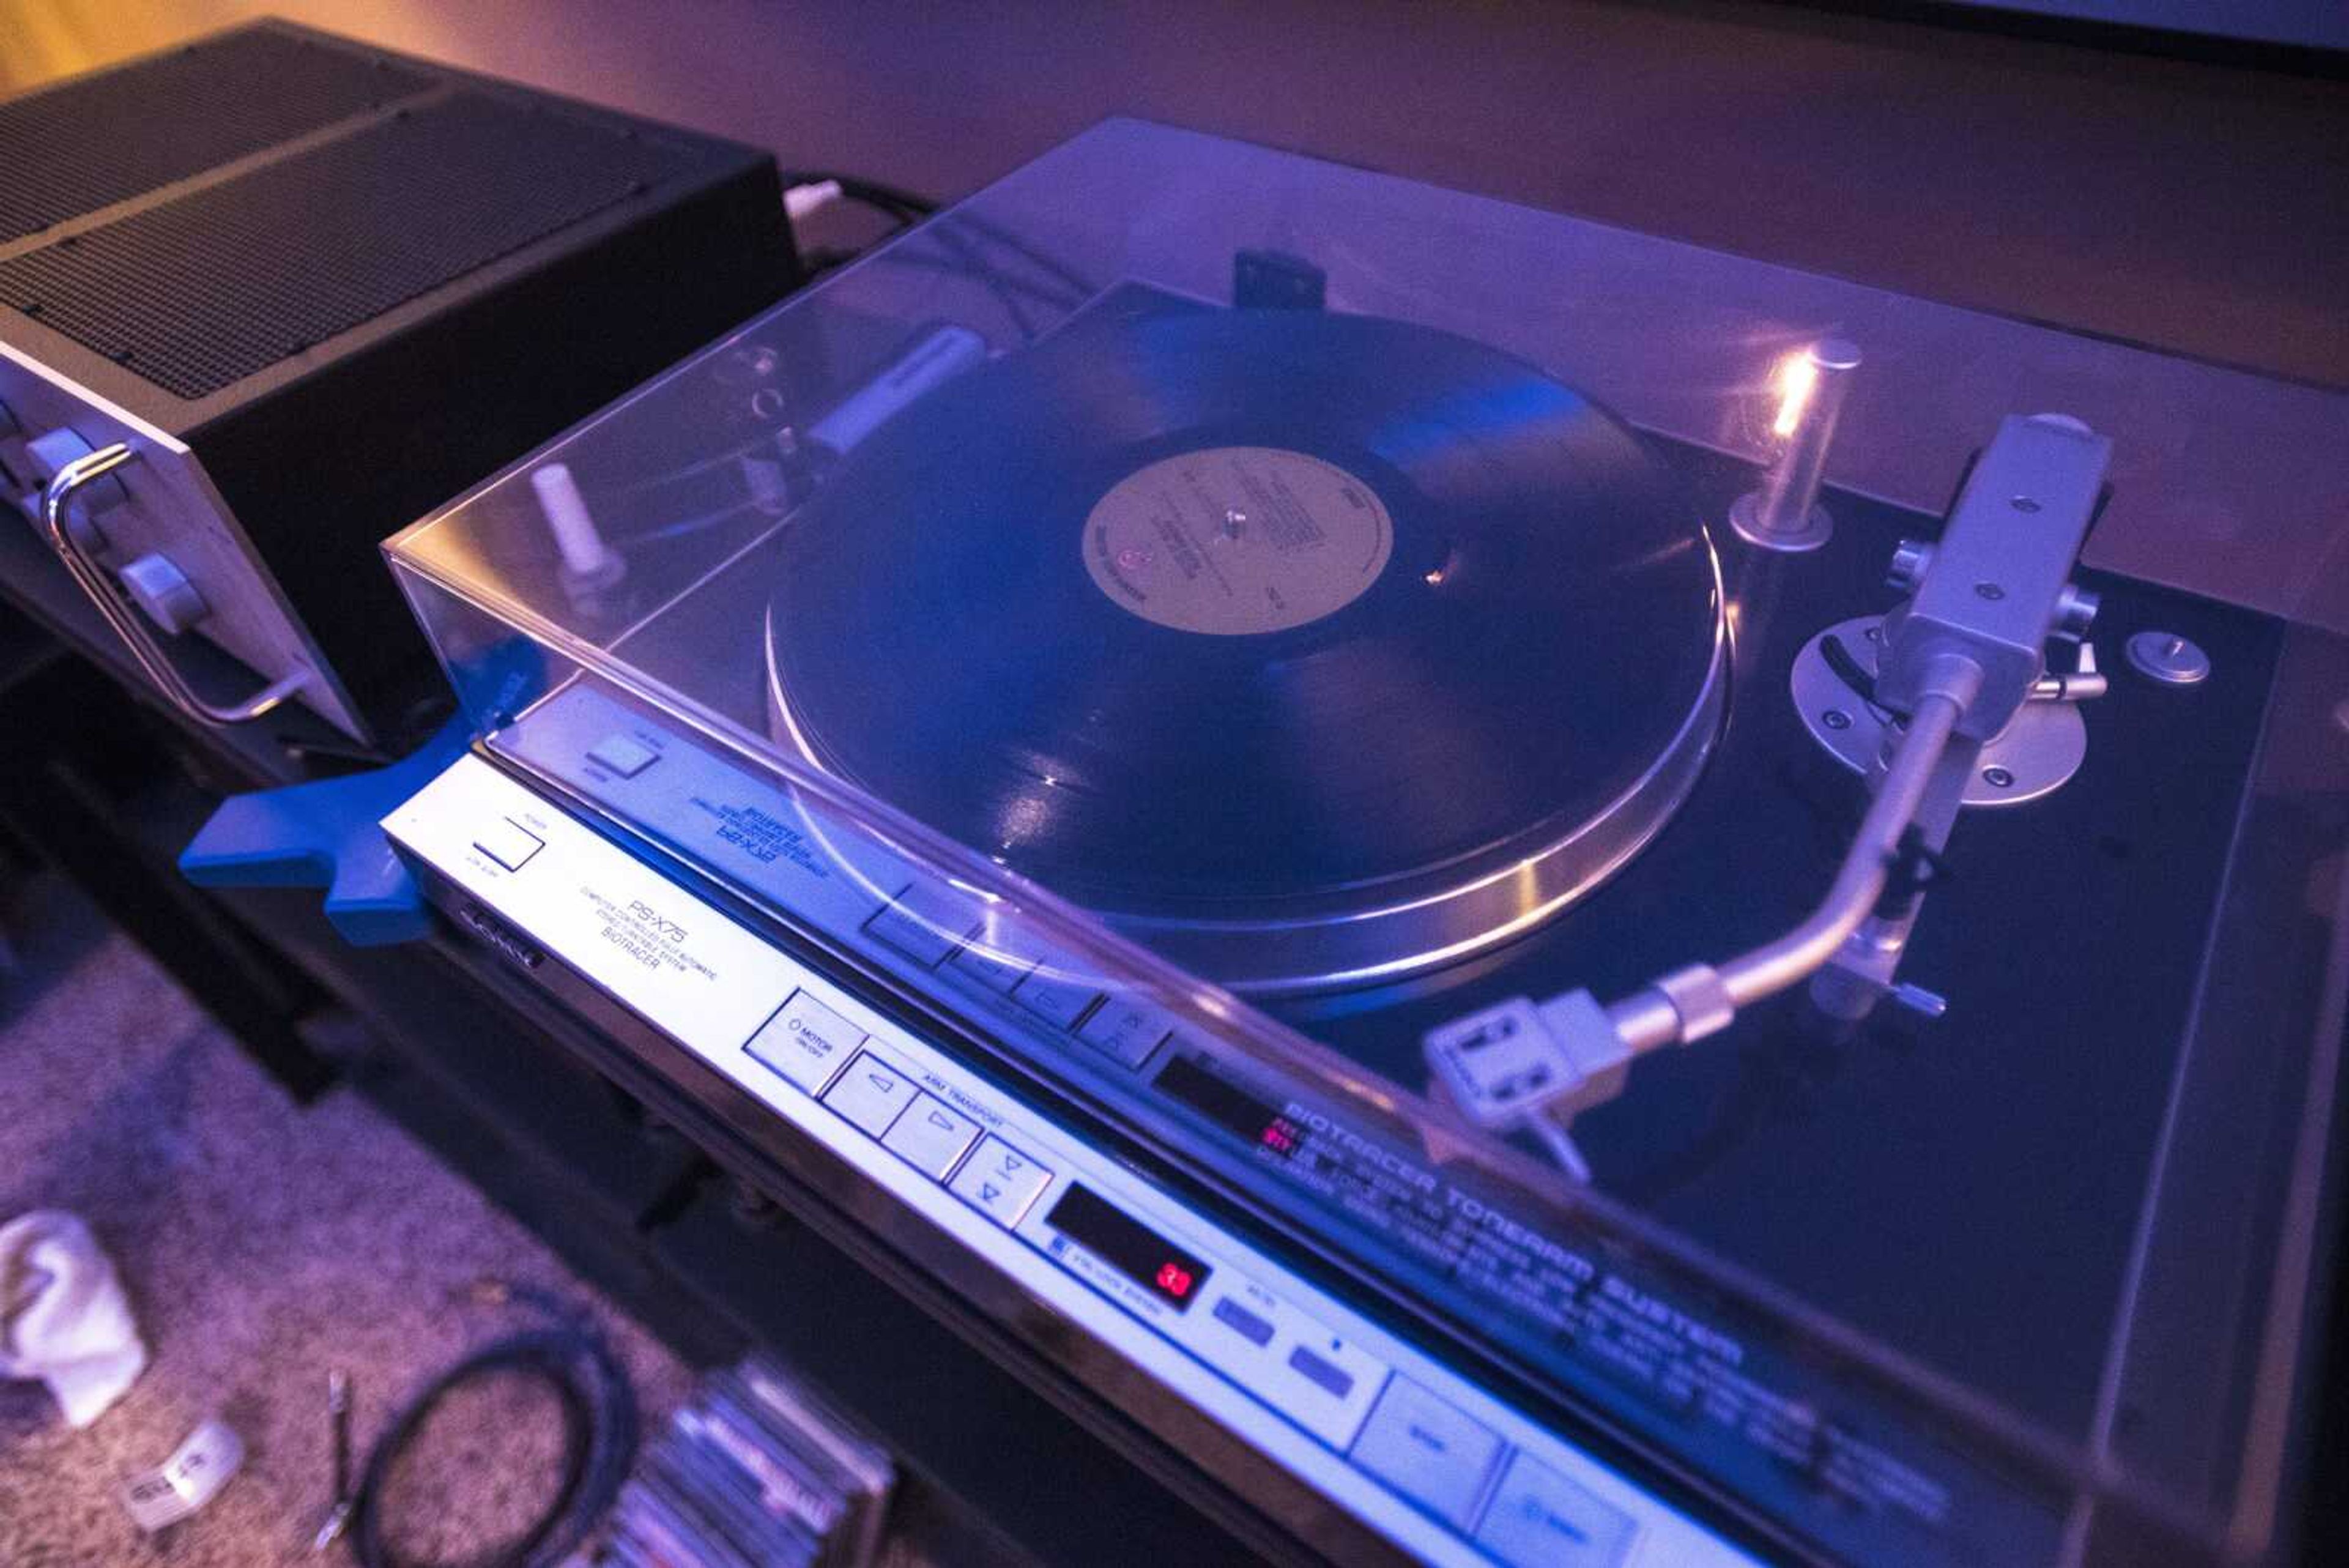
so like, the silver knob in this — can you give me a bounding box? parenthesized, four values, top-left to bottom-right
(1887, 538, 1935, 593)
(2052, 583, 2099, 641)
(24, 428, 126, 510)
(18, 488, 108, 554)
(119, 552, 208, 635)
(23, 427, 94, 485)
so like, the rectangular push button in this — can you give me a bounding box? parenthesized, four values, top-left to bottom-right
(745, 989, 865, 1094)
(1287, 1345, 1354, 1399)
(1077, 998, 1171, 1069)
(881, 1093, 981, 1179)
(821, 1050, 918, 1138)
(1212, 1297, 1274, 1347)
(585, 734, 660, 778)
(951, 940, 1034, 994)
(866, 882, 978, 967)
(472, 818, 543, 872)
(1474, 1452, 1636, 1567)
(1349, 1377, 1504, 1528)
(948, 1135, 1053, 1227)
(1013, 964, 1100, 1030)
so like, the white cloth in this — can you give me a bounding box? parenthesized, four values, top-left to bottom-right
(0, 1210, 148, 1427)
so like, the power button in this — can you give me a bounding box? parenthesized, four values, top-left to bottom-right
(471, 818, 543, 872)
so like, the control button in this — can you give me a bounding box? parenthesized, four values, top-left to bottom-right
(1349, 1377, 1504, 1528)
(1077, 998, 1170, 1069)
(1211, 1297, 1274, 1347)
(23, 428, 127, 509)
(745, 989, 866, 1094)
(881, 1093, 982, 1179)
(586, 733, 660, 778)
(1288, 1345, 1354, 1399)
(951, 939, 1034, 994)
(820, 1050, 918, 1137)
(1013, 964, 1101, 1030)
(23, 427, 89, 485)
(1475, 1452, 1637, 1568)
(948, 1135, 1053, 1227)
(866, 882, 978, 967)
(119, 552, 208, 634)
(472, 818, 543, 872)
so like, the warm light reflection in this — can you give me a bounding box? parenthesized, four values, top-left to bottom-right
(1771, 349, 1820, 439)
(995, 792, 1052, 849)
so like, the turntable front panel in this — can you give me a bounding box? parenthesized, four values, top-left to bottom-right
(384, 752, 1759, 1568)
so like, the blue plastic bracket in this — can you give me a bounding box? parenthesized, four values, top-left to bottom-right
(179, 714, 476, 946)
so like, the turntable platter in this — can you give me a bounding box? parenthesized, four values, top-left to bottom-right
(764, 305, 1726, 992)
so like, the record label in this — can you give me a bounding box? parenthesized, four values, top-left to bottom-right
(1082, 446, 1394, 636)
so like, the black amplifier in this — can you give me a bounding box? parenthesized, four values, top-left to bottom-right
(0, 20, 796, 749)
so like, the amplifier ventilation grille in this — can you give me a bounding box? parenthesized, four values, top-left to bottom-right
(0, 29, 429, 244)
(0, 92, 683, 400)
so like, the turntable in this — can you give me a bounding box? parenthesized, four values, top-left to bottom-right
(760, 298, 1727, 992)
(361, 122, 2349, 1565)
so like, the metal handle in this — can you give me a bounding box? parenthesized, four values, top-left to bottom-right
(41, 442, 309, 727)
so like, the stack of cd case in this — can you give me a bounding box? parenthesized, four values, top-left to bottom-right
(570, 1356, 894, 1568)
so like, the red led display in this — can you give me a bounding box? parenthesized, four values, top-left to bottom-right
(1048, 1184, 1212, 1312)
(1158, 1057, 1302, 1161)
(1259, 1119, 1301, 1156)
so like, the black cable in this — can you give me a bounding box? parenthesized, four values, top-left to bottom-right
(349, 1283, 637, 1568)
(868, 247, 1085, 311)
(927, 215, 1040, 339)
(777, 169, 937, 221)
(779, 168, 1098, 305)
(1819, 631, 1879, 707)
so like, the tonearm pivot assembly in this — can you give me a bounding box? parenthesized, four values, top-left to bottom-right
(1427, 413, 2110, 1176)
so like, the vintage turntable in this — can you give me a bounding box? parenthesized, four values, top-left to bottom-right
(352, 122, 2349, 1565)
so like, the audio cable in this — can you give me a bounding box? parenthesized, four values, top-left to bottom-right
(344, 1281, 638, 1568)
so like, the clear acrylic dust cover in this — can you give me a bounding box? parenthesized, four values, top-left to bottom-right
(387, 118, 2349, 1566)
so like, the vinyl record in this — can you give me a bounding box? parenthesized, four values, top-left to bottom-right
(765, 303, 1726, 990)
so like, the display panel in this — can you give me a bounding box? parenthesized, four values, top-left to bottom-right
(384, 119, 2349, 1566)
(1157, 1055, 1303, 1158)
(1047, 1186, 1212, 1309)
